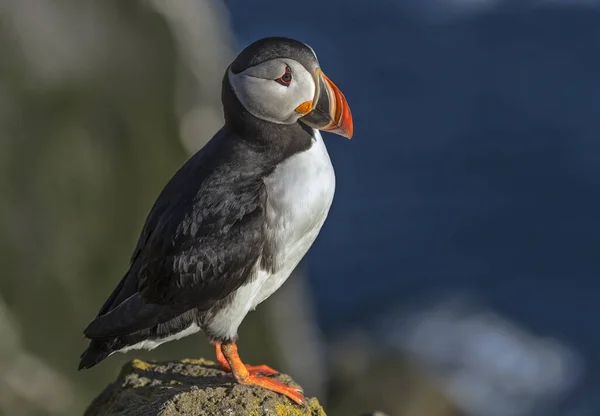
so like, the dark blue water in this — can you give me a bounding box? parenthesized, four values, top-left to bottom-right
(226, 1, 600, 412)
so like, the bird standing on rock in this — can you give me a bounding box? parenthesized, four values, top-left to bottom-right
(78, 37, 353, 405)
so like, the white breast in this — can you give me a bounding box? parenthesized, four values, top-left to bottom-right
(258, 129, 336, 303)
(206, 130, 335, 340)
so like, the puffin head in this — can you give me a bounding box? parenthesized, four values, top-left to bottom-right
(225, 37, 353, 139)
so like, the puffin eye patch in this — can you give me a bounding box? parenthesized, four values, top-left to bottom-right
(274, 66, 292, 86)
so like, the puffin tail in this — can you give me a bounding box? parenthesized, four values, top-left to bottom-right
(78, 340, 111, 370)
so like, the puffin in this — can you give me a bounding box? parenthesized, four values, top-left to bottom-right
(78, 37, 353, 405)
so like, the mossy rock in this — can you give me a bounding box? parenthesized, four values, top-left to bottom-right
(85, 358, 326, 416)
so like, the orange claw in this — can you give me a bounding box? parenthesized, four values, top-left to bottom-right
(214, 342, 278, 376)
(218, 342, 305, 406)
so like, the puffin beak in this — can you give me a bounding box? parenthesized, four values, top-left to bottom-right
(299, 68, 353, 139)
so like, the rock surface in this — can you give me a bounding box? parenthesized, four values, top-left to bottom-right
(84, 358, 326, 416)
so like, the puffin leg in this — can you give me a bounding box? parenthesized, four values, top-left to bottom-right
(220, 341, 305, 406)
(214, 342, 278, 376)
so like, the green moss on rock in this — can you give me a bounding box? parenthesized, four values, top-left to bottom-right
(84, 359, 326, 416)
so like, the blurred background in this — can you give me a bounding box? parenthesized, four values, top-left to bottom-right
(1, 0, 599, 415)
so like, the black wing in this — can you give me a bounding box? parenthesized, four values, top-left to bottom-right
(84, 130, 269, 339)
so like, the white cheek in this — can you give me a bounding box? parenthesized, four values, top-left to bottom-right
(274, 64, 315, 123)
(229, 66, 315, 125)
(230, 73, 278, 123)
(291, 72, 315, 105)
(277, 81, 314, 123)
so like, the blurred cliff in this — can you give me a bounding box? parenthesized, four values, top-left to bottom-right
(0, 1, 234, 414)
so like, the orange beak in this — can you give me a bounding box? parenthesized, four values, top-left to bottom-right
(299, 68, 353, 139)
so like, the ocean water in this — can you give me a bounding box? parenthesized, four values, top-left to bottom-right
(226, 1, 600, 413)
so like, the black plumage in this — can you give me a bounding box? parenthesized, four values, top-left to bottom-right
(230, 37, 317, 75)
(79, 38, 316, 370)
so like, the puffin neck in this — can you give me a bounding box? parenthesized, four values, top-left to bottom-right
(221, 71, 313, 163)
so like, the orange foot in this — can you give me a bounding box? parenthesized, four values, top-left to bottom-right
(214, 342, 278, 376)
(239, 373, 305, 406)
(217, 342, 305, 406)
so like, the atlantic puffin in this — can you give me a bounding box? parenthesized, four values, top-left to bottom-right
(78, 37, 353, 405)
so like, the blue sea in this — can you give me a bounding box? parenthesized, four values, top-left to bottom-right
(226, 1, 600, 414)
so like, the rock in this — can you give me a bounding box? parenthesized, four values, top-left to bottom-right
(84, 358, 326, 416)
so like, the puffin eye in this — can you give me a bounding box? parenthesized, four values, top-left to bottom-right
(275, 66, 292, 86)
